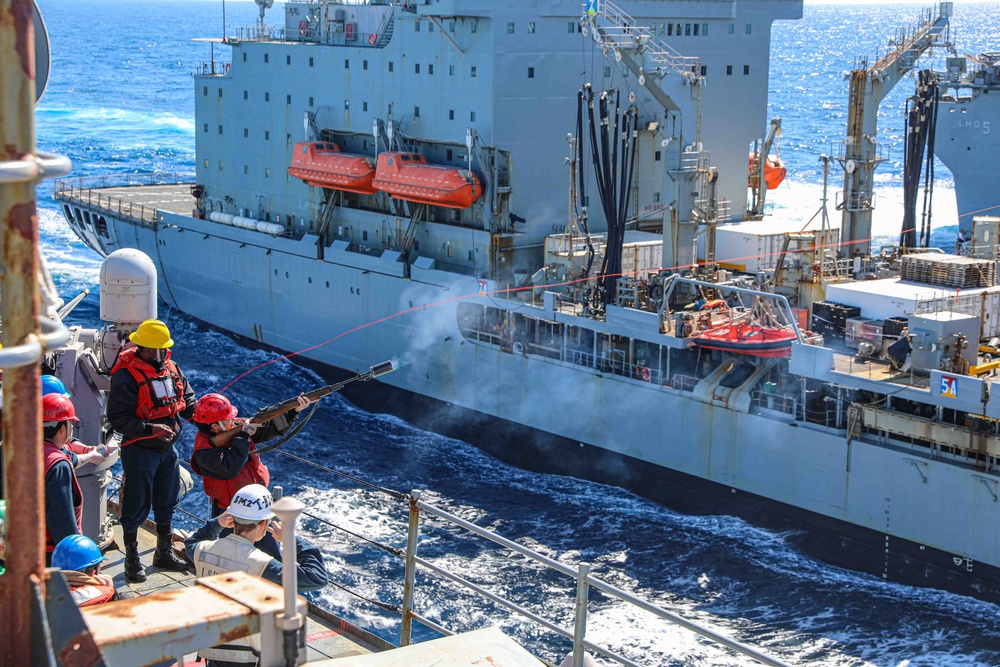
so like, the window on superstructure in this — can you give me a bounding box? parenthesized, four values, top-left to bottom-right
(604, 66, 611, 77)
(528, 22, 535, 34)
(471, 66, 477, 77)
(429, 22, 434, 32)
(655, 151, 661, 162)
(667, 24, 673, 36)
(363, 60, 368, 70)
(449, 65, 455, 76)
(219, 161, 224, 171)
(567, 22, 575, 33)
(309, 57, 314, 67)
(676, 23, 681, 35)
(693, 24, 699, 36)
(470, 111, 476, 122)
(264, 54, 269, 63)
(363, 101, 368, 111)
(447, 148, 453, 160)
(265, 131, 270, 140)
(700, 65, 706, 76)
(745, 23, 752, 34)
(309, 97, 314, 106)
(653, 192, 660, 203)
(345, 59, 350, 69)
(265, 168, 270, 178)
(471, 21, 477, 33)
(507, 22, 514, 34)
(218, 125, 223, 135)
(203, 123, 208, 133)
(244, 90, 248, 100)
(702, 24, 708, 36)
(203, 86, 208, 96)
(726, 65, 733, 76)
(414, 106, 420, 118)
(244, 165, 248, 174)
(244, 128, 249, 138)
(728, 23, 734, 34)
(287, 55, 291, 65)
(528, 67, 534, 78)
(243, 53, 247, 62)
(450, 21, 455, 33)
(744, 65, 750, 75)
(286, 133, 291, 144)
(415, 63, 420, 73)
(265, 92, 270, 102)
(415, 21, 420, 32)
(429, 64, 434, 75)
(684, 24, 691, 36)
(388, 103, 394, 116)
(204, 159, 209, 168)
(449, 110, 454, 120)
(389, 61, 394, 72)
(285, 94, 290, 105)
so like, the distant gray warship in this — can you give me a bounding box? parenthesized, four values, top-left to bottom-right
(56, 0, 1000, 604)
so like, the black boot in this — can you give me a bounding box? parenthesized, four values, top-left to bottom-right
(152, 527, 189, 572)
(124, 538, 147, 583)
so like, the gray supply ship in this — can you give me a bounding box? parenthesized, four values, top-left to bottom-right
(54, 0, 1000, 605)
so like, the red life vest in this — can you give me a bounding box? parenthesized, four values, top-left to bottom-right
(190, 428, 270, 510)
(111, 347, 187, 444)
(63, 571, 117, 607)
(43, 442, 83, 553)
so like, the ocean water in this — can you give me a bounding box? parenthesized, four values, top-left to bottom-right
(32, 0, 1000, 665)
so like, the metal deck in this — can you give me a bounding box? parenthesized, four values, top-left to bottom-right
(101, 524, 381, 663)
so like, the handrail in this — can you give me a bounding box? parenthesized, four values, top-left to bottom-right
(411, 491, 793, 667)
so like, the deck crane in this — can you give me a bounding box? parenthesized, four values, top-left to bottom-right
(838, 1, 952, 257)
(581, 0, 721, 273)
(747, 117, 782, 220)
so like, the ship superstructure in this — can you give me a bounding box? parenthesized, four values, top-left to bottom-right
(53, 0, 1000, 605)
(933, 51, 1000, 234)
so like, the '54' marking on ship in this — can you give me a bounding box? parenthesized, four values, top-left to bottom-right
(958, 119, 991, 135)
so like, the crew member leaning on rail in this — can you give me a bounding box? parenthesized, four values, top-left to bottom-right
(185, 484, 329, 667)
(107, 319, 196, 582)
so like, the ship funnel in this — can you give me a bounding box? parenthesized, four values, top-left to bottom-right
(369, 360, 395, 378)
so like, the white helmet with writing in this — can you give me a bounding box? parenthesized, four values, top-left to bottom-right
(228, 484, 275, 522)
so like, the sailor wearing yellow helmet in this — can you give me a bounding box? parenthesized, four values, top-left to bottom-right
(107, 319, 196, 582)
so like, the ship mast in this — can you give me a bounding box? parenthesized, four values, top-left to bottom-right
(838, 1, 951, 257)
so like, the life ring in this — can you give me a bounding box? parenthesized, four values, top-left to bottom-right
(368, 33, 377, 45)
(641, 366, 651, 382)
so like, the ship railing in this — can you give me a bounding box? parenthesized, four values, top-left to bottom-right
(195, 60, 230, 76)
(560, 347, 662, 384)
(670, 373, 699, 392)
(400, 491, 793, 667)
(53, 172, 191, 192)
(750, 390, 799, 418)
(914, 292, 982, 318)
(584, 0, 700, 78)
(233, 23, 388, 48)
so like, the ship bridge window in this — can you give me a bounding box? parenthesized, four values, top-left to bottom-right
(346, 59, 350, 69)
(701, 65, 707, 76)
(471, 111, 477, 122)
(528, 21, 535, 33)
(528, 67, 534, 78)
(265, 131, 270, 140)
(728, 23, 734, 34)
(203, 86, 208, 96)
(727, 65, 733, 76)
(389, 61, 394, 72)
(667, 24, 673, 36)
(415, 63, 420, 73)
(309, 96, 314, 106)
(287, 94, 292, 104)
(659, 23, 665, 36)
(287, 55, 291, 65)
(604, 66, 611, 77)
(744, 65, 750, 75)
(363, 102, 368, 112)
(265, 92, 270, 102)
(203, 123, 208, 133)
(245, 128, 249, 138)
(471, 21, 477, 33)
(567, 22, 575, 33)
(655, 151, 661, 161)
(264, 53, 269, 63)
(693, 24, 699, 36)
(414, 106, 420, 117)
(702, 23, 708, 36)
(309, 57, 314, 67)
(745, 23, 752, 34)
(363, 60, 368, 70)
(450, 21, 455, 32)
(449, 65, 454, 76)
(675, 23, 681, 35)
(471, 66, 477, 77)
(243, 53, 247, 62)
(243, 90, 248, 100)
(415, 21, 420, 32)
(507, 22, 514, 34)
(684, 24, 691, 36)
(429, 64, 434, 75)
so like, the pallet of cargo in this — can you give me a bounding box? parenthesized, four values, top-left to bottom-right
(899, 253, 995, 289)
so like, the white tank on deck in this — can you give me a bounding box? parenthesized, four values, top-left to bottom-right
(209, 210, 284, 236)
(99, 248, 158, 327)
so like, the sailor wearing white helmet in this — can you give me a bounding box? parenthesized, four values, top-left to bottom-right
(184, 484, 329, 667)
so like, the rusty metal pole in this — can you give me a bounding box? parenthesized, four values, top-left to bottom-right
(0, 0, 45, 664)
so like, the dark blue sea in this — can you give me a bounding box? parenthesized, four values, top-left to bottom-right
(34, 1, 1000, 664)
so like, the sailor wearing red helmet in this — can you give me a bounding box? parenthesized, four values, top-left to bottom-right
(42, 393, 84, 564)
(190, 392, 313, 518)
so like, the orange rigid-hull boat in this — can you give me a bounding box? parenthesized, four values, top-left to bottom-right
(747, 153, 787, 190)
(372, 152, 483, 209)
(693, 322, 797, 358)
(288, 141, 377, 194)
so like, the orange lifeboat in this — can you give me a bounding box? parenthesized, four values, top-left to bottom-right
(288, 141, 377, 195)
(693, 321, 796, 358)
(748, 153, 786, 190)
(372, 152, 482, 209)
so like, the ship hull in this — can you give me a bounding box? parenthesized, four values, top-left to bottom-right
(59, 205, 1000, 604)
(935, 90, 1000, 230)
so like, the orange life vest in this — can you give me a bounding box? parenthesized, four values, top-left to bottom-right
(111, 347, 187, 443)
(43, 442, 83, 553)
(190, 427, 270, 510)
(63, 571, 117, 607)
